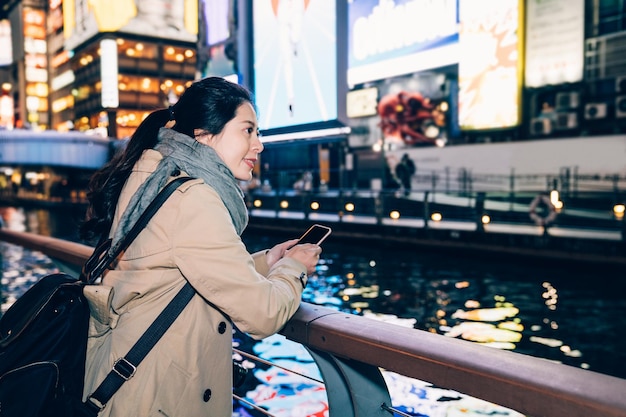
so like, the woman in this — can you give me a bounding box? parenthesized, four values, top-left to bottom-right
(79, 77, 321, 416)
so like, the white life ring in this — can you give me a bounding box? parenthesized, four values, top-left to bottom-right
(529, 194, 557, 226)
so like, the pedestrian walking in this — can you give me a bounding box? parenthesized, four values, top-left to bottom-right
(395, 153, 416, 196)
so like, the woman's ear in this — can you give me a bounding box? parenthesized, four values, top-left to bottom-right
(194, 129, 213, 145)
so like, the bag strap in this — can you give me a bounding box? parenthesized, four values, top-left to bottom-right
(85, 282, 196, 414)
(81, 176, 194, 284)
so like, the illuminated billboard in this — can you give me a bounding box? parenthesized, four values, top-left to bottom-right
(202, 0, 233, 47)
(348, 0, 459, 86)
(100, 39, 119, 108)
(458, 0, 521, 130)
(252, 0, 344, 133)
(63, 0, 198, 51)
(199, 0, 237, 79)
(525, 0, 584, 87)
(0, 94, 14, 129)
(49, 0, 64, 32)
(0, 20, 12, 66)
(23, 7, 48, 127)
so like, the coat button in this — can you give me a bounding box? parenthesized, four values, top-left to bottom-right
(203, 389, 212, 402)
(218, 321, 226, 334)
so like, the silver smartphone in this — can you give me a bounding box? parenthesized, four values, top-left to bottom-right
(297, 224, 332, 245)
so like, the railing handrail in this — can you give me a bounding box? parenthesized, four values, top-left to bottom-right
(2, 228, 626, 417)
(284, 304, 626, 417)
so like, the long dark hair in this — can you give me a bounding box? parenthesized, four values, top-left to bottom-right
(80, 77, 254, 243)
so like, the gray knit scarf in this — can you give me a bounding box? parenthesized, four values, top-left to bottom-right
(111, 128, 248, 248)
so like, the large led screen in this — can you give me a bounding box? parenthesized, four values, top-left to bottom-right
(63, 0, 198, 51)
(525, 0, 584, 87)
(458, 0, 521, 130)
(348, 0, 459, 86)
(253, 0, 338, 132)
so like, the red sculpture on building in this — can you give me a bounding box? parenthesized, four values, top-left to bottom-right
(377, 91, 444, 146)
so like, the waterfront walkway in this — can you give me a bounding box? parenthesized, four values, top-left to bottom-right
(245, 190, 626, 268)
(251, 207, 622, 241)
(1, 185, 625, 266)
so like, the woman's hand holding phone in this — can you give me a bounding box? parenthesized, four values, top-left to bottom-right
(266, 224, 331, 275)
(265, 239, 298, 267)
(285, 243, 321, 275)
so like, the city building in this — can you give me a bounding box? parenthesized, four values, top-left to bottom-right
(1, 0, 198, 137)
(0, 1, 625, 194)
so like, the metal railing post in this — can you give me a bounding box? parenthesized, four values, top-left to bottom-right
(306, 348, 392, 417)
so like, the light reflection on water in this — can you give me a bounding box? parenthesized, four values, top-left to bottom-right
(246, 233, 626, 380)
(3, 206, 626, 380)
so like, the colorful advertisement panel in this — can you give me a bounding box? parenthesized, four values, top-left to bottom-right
(203, 0, 233, 47)
(0, 95, 14, 129)
(49, 0, 64, 32)
(348, 0, 459, 86)
(458, 0, 521, 130)
(63, 0, 198, 51)
(23, 7, 48, 126)
(253, 0, 339, 132)
(0, 20, 12, 66)
(199, 0, 237, 79)
(525, 0, 584, 87)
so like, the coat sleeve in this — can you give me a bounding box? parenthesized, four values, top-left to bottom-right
(171, 184, 306, 339)
(251, 250, 270, 277)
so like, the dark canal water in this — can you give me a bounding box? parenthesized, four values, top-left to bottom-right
(2, 205, 626, 383)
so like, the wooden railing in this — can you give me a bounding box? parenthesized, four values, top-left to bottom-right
(2, 228, 626, 417)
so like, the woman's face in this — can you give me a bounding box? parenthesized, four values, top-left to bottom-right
(195, 102, 263, 181)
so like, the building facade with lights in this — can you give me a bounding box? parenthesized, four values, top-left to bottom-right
(1, 0, 198, 138)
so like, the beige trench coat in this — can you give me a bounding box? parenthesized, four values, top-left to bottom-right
(82, 150, 307, 416)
